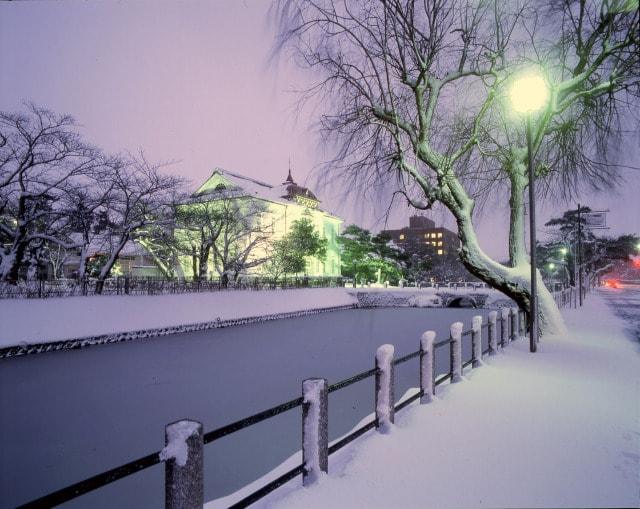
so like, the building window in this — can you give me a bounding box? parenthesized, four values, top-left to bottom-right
(438, 241, 443, 246)
(424, 233, 429, 238)
(437, 249, 444, 255)
(399, 234, 405, 240)
(437, 232, 443, 238)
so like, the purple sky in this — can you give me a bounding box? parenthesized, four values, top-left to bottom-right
(1, 0, 637, 259)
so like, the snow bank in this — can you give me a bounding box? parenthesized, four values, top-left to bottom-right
(208, 290, 638, 509)
(0, 288, 357, 348)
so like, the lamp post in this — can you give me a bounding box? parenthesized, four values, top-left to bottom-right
(509, 72, 549, 353)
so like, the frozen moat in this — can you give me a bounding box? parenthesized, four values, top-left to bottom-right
(1, 307, 492, 508)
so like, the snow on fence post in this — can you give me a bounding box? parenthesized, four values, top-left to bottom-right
(519, 310, 526, 338)
(450, 322, 463, 383)
(510, 307, 519, 341)
(161, 419, 203, 509)
(501, 308, 510, 346)
(471, 316, 483, 368)
(375, 344, 395, 433)
(302, 378, 328, 486)
(420, 331, 436, 404)
(488, 311, 498, 355)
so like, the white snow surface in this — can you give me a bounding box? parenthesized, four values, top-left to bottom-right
(159, 420, 200, 467)
(450, 321, 464, 338)
(206, 291, 639, 509)
(407, 294, 442, 307)
(0, 288, 357, 347)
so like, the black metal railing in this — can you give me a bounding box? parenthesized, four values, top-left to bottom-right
(0, 275, 346, 300)
(18, 309, 525, 509)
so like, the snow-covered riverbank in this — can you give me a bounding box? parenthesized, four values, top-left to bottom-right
(0, 286, 507, 350)
(0, 288, 357, 348)
(207, 288, 640, 509)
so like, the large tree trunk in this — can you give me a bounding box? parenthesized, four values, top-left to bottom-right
(191, 245, 198, 280)
(199, 243, 211, 280)
(443, 178, 566, 336)
(507, 158, 529, 267)
(96, 237, 128, 294)
(0, 243, 26, 282)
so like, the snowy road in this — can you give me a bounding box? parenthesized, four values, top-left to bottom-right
(599, 284, 640, 342)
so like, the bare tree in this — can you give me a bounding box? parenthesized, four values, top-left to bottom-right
(93, 154, 183, 292)
(168, 194, 271, 282)
(274, 0, 638, 333)
(0, 104, 105, 281)
(211, 198, 272, 285)
(60, 164, 117, 284)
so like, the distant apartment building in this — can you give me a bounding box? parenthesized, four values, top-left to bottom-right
(381, 215, 459, 255)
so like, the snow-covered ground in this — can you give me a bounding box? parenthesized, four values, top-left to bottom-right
(0, 288, 357, 348)
(207, 287, 640, 508)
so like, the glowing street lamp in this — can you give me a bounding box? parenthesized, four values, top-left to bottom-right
(547, 263, 556, 270)
(559, 247, 568, 256)
(509, 74, 549, 114)
(509, 70, 550, 354)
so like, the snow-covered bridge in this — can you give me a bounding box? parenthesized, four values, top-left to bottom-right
(348, 288, 509, 309)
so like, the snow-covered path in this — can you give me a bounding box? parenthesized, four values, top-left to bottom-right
(229, 289, 639, 509)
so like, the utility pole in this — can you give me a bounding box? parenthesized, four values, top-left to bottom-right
(577, 204, 583, 307)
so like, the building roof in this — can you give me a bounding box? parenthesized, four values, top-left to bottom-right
(194, 167, 337, 216)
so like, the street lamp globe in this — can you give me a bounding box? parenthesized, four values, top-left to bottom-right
(509, 73, 549, 114)
(559, 247, 568, 256)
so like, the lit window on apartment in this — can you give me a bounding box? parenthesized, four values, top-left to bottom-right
(399, 234, 405, 240)
(424, 233, 429, 238)
(437, 232, 443, 238)
(437, 249, 444, 255)
(438, 241, 443, 246)
(432, 242, 437, 246)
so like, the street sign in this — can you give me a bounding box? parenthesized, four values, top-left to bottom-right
(583, 210, 608, 229)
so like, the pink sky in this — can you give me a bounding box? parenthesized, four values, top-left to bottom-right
(1, 0, 637, 259)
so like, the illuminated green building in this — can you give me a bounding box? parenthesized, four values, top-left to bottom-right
(181, 168, 343, 277)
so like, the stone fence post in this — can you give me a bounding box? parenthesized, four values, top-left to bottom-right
(471, 316, 483, 368)
(488, 311, 498, 355)
(162, 420, 203, 509)
(450, 322, 463, 383)
(420, 331, 436, 404)
(510, 307, 518, 342)
(302, 378, 328, 486)
(375, 344, 395, 433)
(501, 308, 510, 346)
